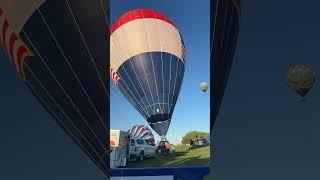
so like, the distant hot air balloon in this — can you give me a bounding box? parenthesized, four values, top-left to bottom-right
(110, 9, 186, 140)
(200, 82, 208, 92)
(0, 0, 109, 176)
(128, 125, 155, 143)
(287, 64, 316, 97)
(211, 0, 241, 130)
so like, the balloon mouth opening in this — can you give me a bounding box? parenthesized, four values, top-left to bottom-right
(160, 136, 168, 142)
(147, 114, 171, 124)
(295, 88, 311, 97)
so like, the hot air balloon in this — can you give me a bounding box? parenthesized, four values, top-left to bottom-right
(210, 0, 241, 178)
(128, 125, 155, 143)
(200, 82, 208, 92)
(211, 0, 241, 130)
(287, 64, 316, 97)
(110, 9, 186, 141)
(0, 0, 109, 176)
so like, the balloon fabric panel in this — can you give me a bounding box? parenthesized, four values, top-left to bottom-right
(0, 0, 109, 176)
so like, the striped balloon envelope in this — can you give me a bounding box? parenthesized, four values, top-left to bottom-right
(110, 9, 186, 137)
(128, 125, 155, 142)
(210, 0, 241, 177)
(0, 0, 109, 176)
(211, 0, 241, 130)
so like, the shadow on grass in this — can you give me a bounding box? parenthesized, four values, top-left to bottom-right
(127, 153, 209, 168)
(126, 145, 210, 168)
(170, 156, 209, 167)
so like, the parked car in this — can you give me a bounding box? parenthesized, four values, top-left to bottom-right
(202, 138, 210, 145)
(130, 137, 157, 161)
(195, 138, 210, 146)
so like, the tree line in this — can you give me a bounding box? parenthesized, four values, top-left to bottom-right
(181, 131, 210, 144)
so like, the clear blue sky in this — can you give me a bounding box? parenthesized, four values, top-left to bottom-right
(110, 0, 210, 144)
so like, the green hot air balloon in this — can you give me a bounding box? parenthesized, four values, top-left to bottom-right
(200, 82, 209, 92)
(287, 64, 316, 97)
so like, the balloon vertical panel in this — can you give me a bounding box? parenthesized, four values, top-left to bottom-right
(210, 0, 241, 178)
(210, 0, 241, 130)
(0, 0, 110, 177)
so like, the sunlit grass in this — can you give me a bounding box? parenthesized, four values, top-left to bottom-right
(127, 145, 210, 168)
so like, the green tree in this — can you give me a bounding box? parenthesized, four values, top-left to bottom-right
(181, 131, 210, 144)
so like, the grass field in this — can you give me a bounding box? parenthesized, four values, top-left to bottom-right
(127, 145, 210, 168)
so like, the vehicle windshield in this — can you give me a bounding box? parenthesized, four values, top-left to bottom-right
(145, 139, 155, 146)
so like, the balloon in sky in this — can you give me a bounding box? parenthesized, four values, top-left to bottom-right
(287, 64, 316, 97)
(110, 9, 186, 138)
(211, 0, 241, 130)
(0, 0, 109, 176)
(128, 125, 155, 143)
(200, 82, 209, 92)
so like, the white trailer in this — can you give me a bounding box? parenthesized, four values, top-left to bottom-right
(110, 130, 130, 168)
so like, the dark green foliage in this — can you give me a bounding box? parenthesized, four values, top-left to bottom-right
(181, 131, 210, 144)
